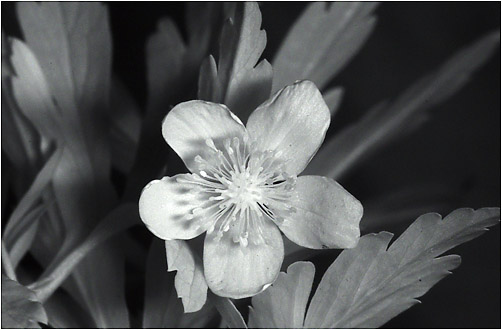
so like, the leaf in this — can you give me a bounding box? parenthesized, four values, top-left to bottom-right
(9, 206, 44, 268)
(143, 239, 176, 328)
(15, 3, 128, 327)
(3, 147, 62, 247)
(209, 293, 247, 329)
(272, 2, 378, 92)
(43, 290, 96, 328)
(198, 2, 272, 121)
(29, 203, 139, 302)
(361, 183, 459, 233)
(146, 18, 187, 109)
(304, 30, 501, 179)
(323, 87, 344, 117)
(9, 36, 61, 141)
(144, 240, 216, 328)
(1, 33, 42, 192)
(1, 275, 48, 328)
(304, 207, 500, 328)
(165, 240, 208, 313)
(248, 262, 315, 328)
(109, 77, 141, 173)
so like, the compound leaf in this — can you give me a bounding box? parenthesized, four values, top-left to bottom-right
(304, 207, 500, 328)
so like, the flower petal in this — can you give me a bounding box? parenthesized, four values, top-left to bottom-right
(162, 100, 247, 172)
(203, 220, 284, 299)
(139, 174, 209, 240)
(246, 80, 330, 175)
(279, 175, 363, 249)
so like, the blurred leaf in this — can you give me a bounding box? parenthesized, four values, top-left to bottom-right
(304, 207, 500, 328)
(9, 37, 61, 141)
(210, 293, 247, 329)
(9, 206, 44, 268)
(1, 275, 48, 328)
(3, 148, 62, 247)
(198, 2, 272, 121)
(43, 290, 96, 328)
(165, 240, 208, 313)
(143, 239, 176, 328)
(109, 77, 141, 173)
(249, 262, 315, 328)
(305, 31, 501, 179)
(2, 33, 42, 192)
(361, 183, 459, 233)
(272, 2, 378, 92)
(124, 4, 221, 200)
(2, 242, 17, 281)
(15, 3, 128, 326)
(29, 203, 138, 302)
(323, 87, 344, 117)
(147, 18, 187, 109)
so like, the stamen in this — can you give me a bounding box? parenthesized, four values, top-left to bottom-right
(182, 136, 297, 247)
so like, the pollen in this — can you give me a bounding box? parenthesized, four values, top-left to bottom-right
(177, 136, 297, 247)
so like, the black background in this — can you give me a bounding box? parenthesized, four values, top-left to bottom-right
(2, 2, 500, 328)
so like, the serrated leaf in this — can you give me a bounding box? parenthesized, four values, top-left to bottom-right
(165, 240, 208, 313)
(144, 240, 216, 328)
(272, 2, 378, 92)
(304, 31, 501, 179)
(249, 262, 315, 328)
(198, 2, 272, 121)
(304, 207, 500, 328)
(1, 275, 48, 328)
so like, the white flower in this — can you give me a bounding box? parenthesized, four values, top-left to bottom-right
(139, 80, 363, 299)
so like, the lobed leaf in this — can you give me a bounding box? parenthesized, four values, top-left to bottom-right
(272, 2, 378, 92)
(248, 262, 315, 328)
(2, 275, 48, 328)
(198, 2, 272, 121)
(165, 240, 208, 313)
(304, 207, 500, 328)
(304, 30, 501, 179)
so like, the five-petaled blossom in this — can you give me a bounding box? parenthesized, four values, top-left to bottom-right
(139, 80, 363, 299)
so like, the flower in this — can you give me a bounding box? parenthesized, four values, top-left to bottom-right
(139, 80, 363, 299)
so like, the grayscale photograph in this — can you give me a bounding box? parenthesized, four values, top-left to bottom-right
(1, 2, 500, 328)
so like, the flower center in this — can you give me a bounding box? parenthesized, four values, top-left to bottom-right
(177, 136, 296, 247)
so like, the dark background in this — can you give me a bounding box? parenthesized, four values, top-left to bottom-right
(2, 2, 500, 328)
